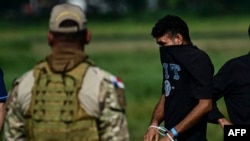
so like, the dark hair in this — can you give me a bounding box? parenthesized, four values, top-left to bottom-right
(51, 20, 87, 42)
(151, 14, 191, 42)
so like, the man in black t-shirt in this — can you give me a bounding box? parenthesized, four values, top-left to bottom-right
(143, 15, 214, 141)
(208, 24, 250, 127)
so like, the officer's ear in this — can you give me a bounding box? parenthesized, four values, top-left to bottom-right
(84, 30, 91, 44)
(47, 32, 54, 46)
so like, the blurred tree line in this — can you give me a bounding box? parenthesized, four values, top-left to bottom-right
(129, 0, 250, 15)
(1, 0, 249, 19)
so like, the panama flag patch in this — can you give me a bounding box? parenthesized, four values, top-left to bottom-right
(111, 75, 125, 89)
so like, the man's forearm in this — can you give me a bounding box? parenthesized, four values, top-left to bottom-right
(149, 95, 165, 126)
(172, 99, 212, 136)
(0, 103, 5, 131)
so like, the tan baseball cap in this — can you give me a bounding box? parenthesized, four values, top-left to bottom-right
(49, 3, 87, 33)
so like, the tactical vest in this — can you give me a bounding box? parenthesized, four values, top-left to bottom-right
(24, 61, 99, 141)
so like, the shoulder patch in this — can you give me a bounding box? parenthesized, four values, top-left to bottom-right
(110, 75, 125, 89)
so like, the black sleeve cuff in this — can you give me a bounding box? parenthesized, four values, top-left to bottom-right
(207, 102, 225, 124)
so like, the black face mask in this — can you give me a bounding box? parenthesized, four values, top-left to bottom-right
(159, 45, 184, 64)
(159, 44, 189, 48)
(159, 46, 169, 64)
(159, 44, 196, 66)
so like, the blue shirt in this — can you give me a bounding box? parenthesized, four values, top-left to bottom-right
(0, 68, 7, 102)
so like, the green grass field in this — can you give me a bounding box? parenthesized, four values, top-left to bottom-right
(0, 15, 249, 140)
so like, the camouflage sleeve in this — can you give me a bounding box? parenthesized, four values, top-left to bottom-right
(3, 82, 25, 141)
(98, 77, 130, 141)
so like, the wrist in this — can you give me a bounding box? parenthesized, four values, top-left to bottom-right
(170, 127, 178, 138)
(166, 132, 174, 141)
(218, 118, 224, 122)
(148, 125, 158, 129)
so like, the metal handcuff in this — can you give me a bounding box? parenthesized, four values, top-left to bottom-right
(149, 126, 177, 141)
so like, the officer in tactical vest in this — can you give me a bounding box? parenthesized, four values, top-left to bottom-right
(3, 3, 130, 141)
